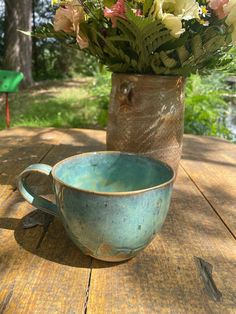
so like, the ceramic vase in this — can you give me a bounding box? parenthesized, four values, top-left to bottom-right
(106, 74, 185, 173)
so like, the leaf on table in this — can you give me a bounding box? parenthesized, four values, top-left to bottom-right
(22, 210, 53, 230)
(194, 256, 223, 302)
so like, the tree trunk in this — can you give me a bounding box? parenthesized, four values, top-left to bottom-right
(4, 0, 33, 87)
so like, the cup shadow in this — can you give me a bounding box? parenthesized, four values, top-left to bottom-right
(13, 211, 125, 269)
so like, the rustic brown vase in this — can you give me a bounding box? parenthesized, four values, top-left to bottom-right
(106, 74, 185, 173)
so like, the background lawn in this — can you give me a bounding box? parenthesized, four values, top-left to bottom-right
(0, 72, 235, 141)
(0, 0, 235, 141)
(0, 74, 111, 130)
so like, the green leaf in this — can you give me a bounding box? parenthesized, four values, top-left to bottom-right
(108, 63, 130, 72)
(103, 0, 115, 7)
(144, 0, 154, 16)
(125, 5, 154, 30)
(17, 30, 31, 36)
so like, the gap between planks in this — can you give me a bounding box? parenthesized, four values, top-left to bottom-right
(0, 144, 55, 313)
(4, 129, 234, 312)
(25, 142, 95, 314)
(180, 163, 236, 241)
(1, 143, 94, 313)
(83, 260, 93, 314)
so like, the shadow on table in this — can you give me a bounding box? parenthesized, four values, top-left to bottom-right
(1, 130, 235, 273)
(0, 127, 106, 193)
(182, 135, 236, 168)
(10, 210, 127, 269)
(0, 175, 235, 271)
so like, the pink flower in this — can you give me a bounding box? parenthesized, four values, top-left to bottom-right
(135, 9, 142, 17)
(104, 0, 126, 28)
(54, 5, 88, 49)
(208, 0, 229, 19)
(131, 8, 143, 17)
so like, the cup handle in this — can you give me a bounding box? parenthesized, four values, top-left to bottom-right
(16, 164, 59, 217)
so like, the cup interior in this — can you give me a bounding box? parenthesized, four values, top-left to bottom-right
(53, 152, 174, 193)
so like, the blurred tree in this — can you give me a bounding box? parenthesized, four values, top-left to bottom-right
(0, 0, 98, 81)
(4, 0, 33, 87)
(0, 2, 4, 66)
(32, 0, 99, 80)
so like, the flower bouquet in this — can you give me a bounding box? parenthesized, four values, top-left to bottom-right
(47, 0, 235, 75)
(40, 0, 236, 171)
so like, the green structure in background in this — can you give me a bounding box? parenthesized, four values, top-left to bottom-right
(0, 70, 24, 128)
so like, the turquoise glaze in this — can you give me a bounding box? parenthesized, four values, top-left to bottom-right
(17, 152, 174, 262)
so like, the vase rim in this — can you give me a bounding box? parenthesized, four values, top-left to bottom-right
(112, 73, 185, 81)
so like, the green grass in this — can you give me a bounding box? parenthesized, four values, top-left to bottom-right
(0, 72, 233, 141)
(0, 74, 111, 130)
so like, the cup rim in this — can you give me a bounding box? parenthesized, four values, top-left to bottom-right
(51, 151, 175, 196)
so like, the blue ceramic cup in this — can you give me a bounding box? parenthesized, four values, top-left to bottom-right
(17, 152, 175, 262)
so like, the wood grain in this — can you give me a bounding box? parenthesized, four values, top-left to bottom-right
(0, 128, 106, 313)
(0, 202, 92, 314)
(86, 168, 236, 314)
(0, 128, 56, 194)
(0, 128, 235, 314)
(181, 135, 236, 237)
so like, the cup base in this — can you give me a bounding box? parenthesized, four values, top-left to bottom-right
(88, 253, 137, 263)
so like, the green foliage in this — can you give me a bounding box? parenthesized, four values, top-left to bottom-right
(88, 71, 111, 126)
(40, 2, 234, 76)
(90, 9, 231, 75)
(32, 0, 100, 80)
(185, 74, 233, 140)
(34, 39, 99, 80)
(223, 47, 236, 75)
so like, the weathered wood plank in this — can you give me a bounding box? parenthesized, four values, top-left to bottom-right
(26, 130, 106, 195)
(0, 126, 105, 180)
(0, 195, 51, 313)
(0, 129, 54, 312)
(1, 128, 235, 313)
(0, 128, 106, 313)
(0, 198, 91, 314)
(86, 166, 236, 314)
(0, 126, 105, 147)
(0, 128, 55, 194)
(181, 135, 236, 237)
(0, 126, 105, 194)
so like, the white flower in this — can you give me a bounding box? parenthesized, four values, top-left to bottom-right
(162, 14, 185, 37)
(199, 19, 210, 26)
(224, 0, 236, 44)
(199, 6, 211, 18)
(150, 0, 200, 37)
(174, 0, 200, 20)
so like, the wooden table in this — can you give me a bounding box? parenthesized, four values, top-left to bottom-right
(0, 127, 235, 314)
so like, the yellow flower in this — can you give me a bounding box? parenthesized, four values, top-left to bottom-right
(150, 0, 200, 37)
(224, 0, 236, 44)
